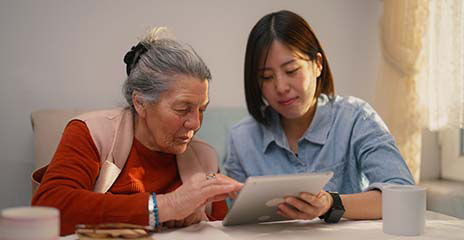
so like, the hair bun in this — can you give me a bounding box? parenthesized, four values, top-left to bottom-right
(123, 43, 148, 76)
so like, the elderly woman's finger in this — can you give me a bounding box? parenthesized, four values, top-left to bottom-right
(165, 220, 175, 228)
(174, 219, 185, 228)
(228, 191, 239, 199)
(184, 212, 202, 226)
(203, 178, 242, 204)
(219, 174, 244, 185)
(202, 184, 237, 200)
(205, 190, 241, 204)
(207, 173, 240, 183)
(203, 175, 243, 193)
(208, 193, 229, 202)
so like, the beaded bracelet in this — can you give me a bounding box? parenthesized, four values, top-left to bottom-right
(148, 195, 155, 227)
(152, 193, 160, 228)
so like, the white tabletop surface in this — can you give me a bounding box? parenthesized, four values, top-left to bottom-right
(61, 211, 464, 240)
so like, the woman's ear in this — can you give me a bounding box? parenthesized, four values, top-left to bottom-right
(315, 52, 323, 77)
(132, 91, 146, 118)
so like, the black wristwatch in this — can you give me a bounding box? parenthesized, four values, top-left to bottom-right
(319, 192, 345, 223)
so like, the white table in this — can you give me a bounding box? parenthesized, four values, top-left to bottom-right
(62, 211, 464, 240)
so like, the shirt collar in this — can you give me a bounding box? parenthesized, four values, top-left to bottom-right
(302, 94, 333, 145)
(261, 107, 285, 152)
(261, 94, 333, 153)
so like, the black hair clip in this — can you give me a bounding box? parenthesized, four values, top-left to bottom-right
(123, 43, 148, 76)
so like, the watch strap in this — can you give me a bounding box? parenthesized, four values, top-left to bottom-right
(319, 192, 344, 223)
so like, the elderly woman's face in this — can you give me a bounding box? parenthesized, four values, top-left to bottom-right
(134, 75, 209, 154)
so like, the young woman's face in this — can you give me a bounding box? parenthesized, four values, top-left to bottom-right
(259, 41, 322, 120)
(134, 75, 209, 154)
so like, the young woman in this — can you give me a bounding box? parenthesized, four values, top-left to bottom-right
(224, 10, 414, 223)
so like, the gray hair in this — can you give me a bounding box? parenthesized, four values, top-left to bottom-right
(122, 27, 211, 112)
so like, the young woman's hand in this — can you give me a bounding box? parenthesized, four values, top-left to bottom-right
(277, 190, 333, 220)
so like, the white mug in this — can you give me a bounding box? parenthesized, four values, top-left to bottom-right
(0, 206, 60, 240)
(382, 185, 426, 236)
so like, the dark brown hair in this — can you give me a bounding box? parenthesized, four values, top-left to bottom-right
(244, 10, 335, 125)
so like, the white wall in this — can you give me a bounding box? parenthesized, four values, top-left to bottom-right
(0, 0, 383, 208)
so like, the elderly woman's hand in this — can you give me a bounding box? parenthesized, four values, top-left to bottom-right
(164, 208, 204, 228)
(276, 190, 333, 220)
(158, 173, 242, 222)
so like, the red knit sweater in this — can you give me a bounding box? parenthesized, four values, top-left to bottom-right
(31, 120, 227, 236)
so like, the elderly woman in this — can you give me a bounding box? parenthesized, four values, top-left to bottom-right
(32, 28, 242, 236)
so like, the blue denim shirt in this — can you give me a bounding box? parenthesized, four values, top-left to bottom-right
(224, 94, 414, 194)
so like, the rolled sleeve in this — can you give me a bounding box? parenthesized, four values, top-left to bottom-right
(352, 104, 415, 191)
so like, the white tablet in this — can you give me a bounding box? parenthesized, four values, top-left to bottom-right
(222, 171, 333, 226)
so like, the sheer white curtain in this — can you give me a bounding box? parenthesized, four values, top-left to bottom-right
(418, 0, 464, 130)
(377, 0, 464, 182)
(376, 0, 428, 183)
